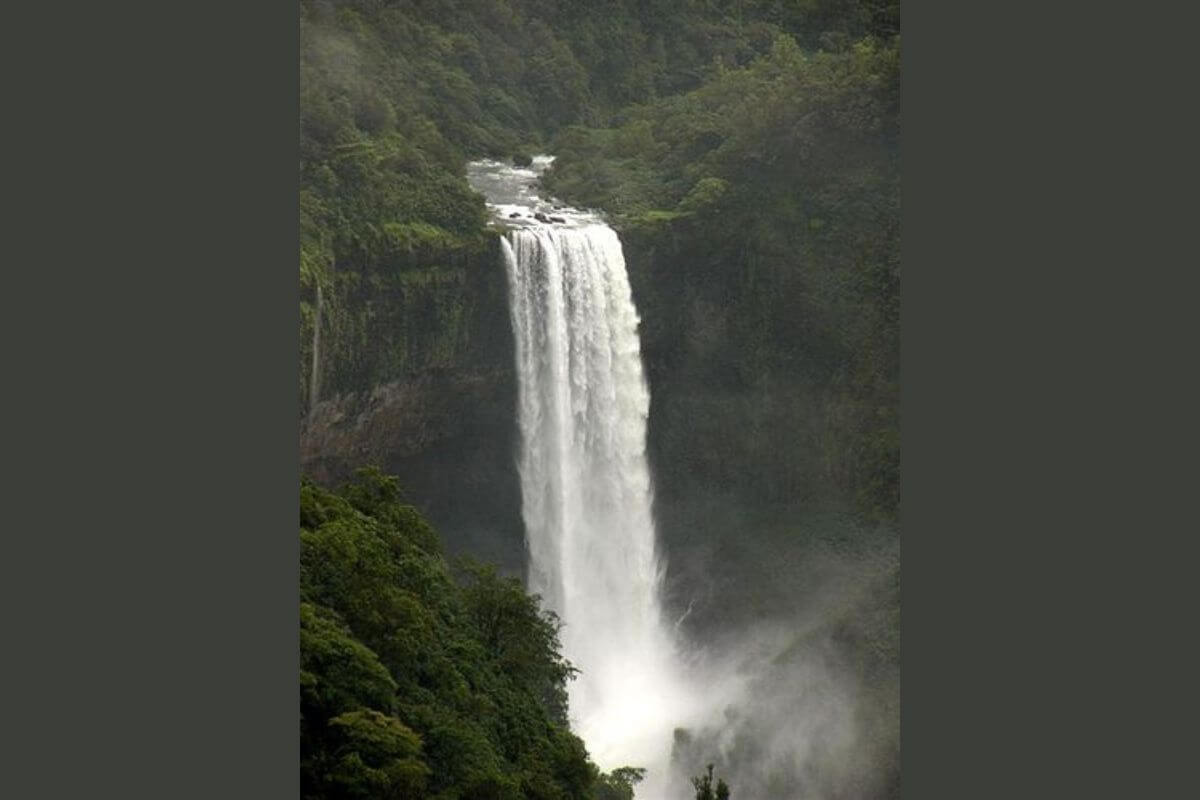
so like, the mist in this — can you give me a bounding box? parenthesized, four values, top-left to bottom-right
(661, 523, 900, 800)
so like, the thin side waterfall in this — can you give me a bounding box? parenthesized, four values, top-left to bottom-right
(309, 282, 322, 416)
(501, 224, 693, 793)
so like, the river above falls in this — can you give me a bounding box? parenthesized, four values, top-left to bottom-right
(465, 155, 605, 227)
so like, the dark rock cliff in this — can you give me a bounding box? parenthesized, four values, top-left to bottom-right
(299, 235, 525, 574)
(298, 220, 896, 638)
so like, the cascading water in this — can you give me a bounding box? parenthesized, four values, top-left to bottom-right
(467, 158, 700, 796)
(503, 225, 688, 766)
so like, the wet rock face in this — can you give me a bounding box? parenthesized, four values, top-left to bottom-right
(299, 232, 526, 575)
(302, 373, 490, 475)
(301, 367, 525, 574)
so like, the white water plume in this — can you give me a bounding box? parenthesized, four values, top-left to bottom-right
(502, 224, 694, 785)
(468, 158, 714, 796)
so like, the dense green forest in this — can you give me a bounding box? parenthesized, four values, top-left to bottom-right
(302, 468, 656, 799)
(300, 1, 900, 525)
(541, 30, 898, 520)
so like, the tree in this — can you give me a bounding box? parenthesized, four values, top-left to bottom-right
(595, 766, 645, 800)
(326, 709, 431, 799)
(692, 764, 730, 800)
(300, 470, 600, 800)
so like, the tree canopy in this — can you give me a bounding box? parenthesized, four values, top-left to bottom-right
(301, 467, 602, 799)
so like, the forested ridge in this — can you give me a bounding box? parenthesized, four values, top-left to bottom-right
(302, 469, 651, 799)
(300, 1, 900, 796)
(543, 33, 899, 521)
(300, 1, 900, 525)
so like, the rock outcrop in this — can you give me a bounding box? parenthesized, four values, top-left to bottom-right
(300, 235, 524, 573)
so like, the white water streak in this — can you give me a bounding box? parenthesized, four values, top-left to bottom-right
(502, 225, 693, 791)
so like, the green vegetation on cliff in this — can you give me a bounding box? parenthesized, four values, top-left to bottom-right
(541, 32, 899, 521)
(299, 1, 900, 448)
(299, 0, 899, 521)
(302, 467, 654, 799)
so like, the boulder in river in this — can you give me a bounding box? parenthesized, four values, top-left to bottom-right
(509, 212, 522, 219)
(550, 216, 566, 223)
(534, 212, 550, 223)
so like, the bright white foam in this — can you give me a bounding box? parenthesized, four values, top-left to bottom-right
(470, 158, 707, 797)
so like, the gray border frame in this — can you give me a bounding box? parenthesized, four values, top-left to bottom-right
(13, 1, 1183, 798)
(8, 5, 300, 798)
(898, 1, 1179, 797)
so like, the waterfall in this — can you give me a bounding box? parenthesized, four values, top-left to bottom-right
(501, 224, 693, 793)
(464, 156, 705, 796)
